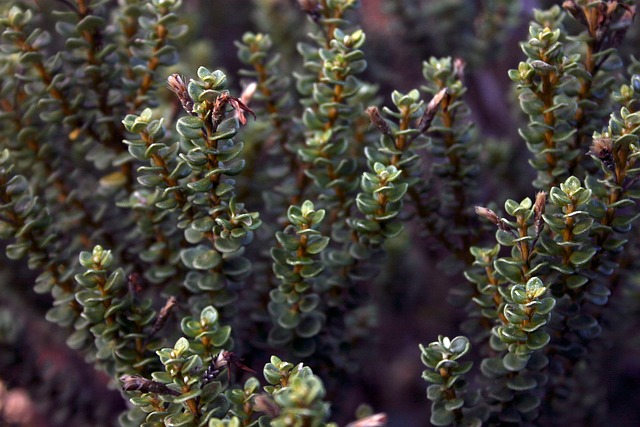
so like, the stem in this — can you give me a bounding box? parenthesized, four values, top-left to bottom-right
(540, 72, 559, 186)
(438, 367, 464, 423)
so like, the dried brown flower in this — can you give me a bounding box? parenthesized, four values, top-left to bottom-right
(235, 82, 258, 125)
(365, 106, 391, 136)
(474, 206, 500, 227)
(563, 1, 587, 26)
(534, 191, 547, 235)
(589, 137, 615, 170)
(120, 375, 180, 396)
(253, 394, 280, 418)
(213, 93, 256, 128)
(298, 0, 321, 22)
(167, 74, 194, 114)
(346, 413, 388, 427)
(453, 58, 466, 82)
(127, 272, 143, 297)
(150, 296, 177, 337)
(418, 88, 448, 133)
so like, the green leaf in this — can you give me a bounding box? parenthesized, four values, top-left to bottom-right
(569, 247, 597, 266)
(173, 389, 202, 403)
(525, 277, 544, 294)
(306, 236, 330, 255)
(384, 183, 408, 202)
(526, 330, 550, 350)
(184, 228, 204, 245)
(535, 297, 555, 315)
(165, 412, 195, 426)
(180, 245, 221, 270)
(214, 237, 242, 253)
(178, 115, 204, 128)
(504, 305, 528, 323)
(173, 337, 189, 355)
(480, 357, 509, 378)
(296, 312, 324, 338)
(514, 394, 541, 414)
(382, 221, 404, 238)
(499, 324, 527, 342)
(496, 229, 516, 246)
(572, 218, 593, 235)
(278, 310, 300, 329)
(507, 374, 537, 391)
(430, 406, 455, 426)
(76, 15, 105, 32)
(549, 186, 572, 206)
(200, 306, 219, 325)
(5, 242, 30, 260)
(176, 116, 204, 139)
(427, 384, 443, 400)
(275, 232, 300, 252)
(567, 314, 598, 330)
(422, 370, 444, 384)
(299, 295, 320, 313)
(510, 285, 528, 304)
(504, 199, 520, 216)
(187, 178, 212, 192)
(191, 216, 214, 232)
(209, 326, 231, 346)
(444, 398, 464, 411)
(67, 329, 90, 349)
(494, 259, 523, 284)
(300, 263, 323, 278)
(449, 336, 470, 355)
(451, 361, 473, 375)
(223, 256, 252, 278)
(503, 352, 529, 372)
(566, 275, 588, 289)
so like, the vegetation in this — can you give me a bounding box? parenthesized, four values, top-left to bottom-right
(1, 1, 639, 426)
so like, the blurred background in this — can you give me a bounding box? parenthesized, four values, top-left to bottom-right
(2, 0, 640, 426)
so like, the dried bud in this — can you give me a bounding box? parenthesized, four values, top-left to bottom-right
(609, 4, 636, 48)
(298, 0, 318, 12)
(240, 82, 257, 106)
(346, 413, 388, 427)
(150, 296, 177, 337)
(298, 0, 321, 22)
(606, 1, 619, 16)
(0, 382, 36, 426)
(120, 375, 180, 396)
(365, 106, 391, 136)
(212, 93, 230, 126)
(253, 394, 280, 418)
(230, 97, 256, 126)
(234, 83, 258, 125)
(418, 88, 448, 133)
(475, 206, 500, 227)
(563, 1, 588, 26)
(588, 1, 636, 51)
(206, 351, 256, 384)
(453, 58, 466, 82)
(589, 137, 615, 170)
(214, 93, 256, 127)
(167, 74, 194, 114)
(202, 361, 222, 385)
(127, 272, 143, 298)
(530, 60, 556, 74)
(534, 191, 547, 235)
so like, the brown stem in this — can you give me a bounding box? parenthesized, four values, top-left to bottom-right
(438, 367, 464, 423)
(540, 72, 559, 186)
(131, 17, 170, 111)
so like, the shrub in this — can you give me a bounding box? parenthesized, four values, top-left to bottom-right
(1, 1, 639, 426)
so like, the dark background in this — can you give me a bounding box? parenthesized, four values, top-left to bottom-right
(1, 1, 640, 426)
